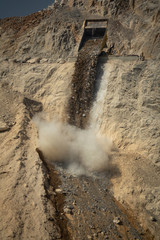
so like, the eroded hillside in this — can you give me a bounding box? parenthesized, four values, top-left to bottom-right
(0, 0, 160, 239)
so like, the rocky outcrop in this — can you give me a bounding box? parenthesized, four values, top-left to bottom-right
(0, 0, 159, 62)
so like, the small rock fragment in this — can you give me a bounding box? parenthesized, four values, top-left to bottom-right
(113, 217, 122, 225)
(101, 231, 104, 236)
(0, 120, 10, 132)
(73, 200, 76, 205)
(93, 233, 98, 237)
(64, 207, 72, 214)
(87, 235, 92, 239)
(55, 188, 63, 194)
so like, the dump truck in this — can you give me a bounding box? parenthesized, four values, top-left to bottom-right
(78, 19, 108, 52)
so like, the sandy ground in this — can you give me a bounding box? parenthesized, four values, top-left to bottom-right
(0, 60, 74, 239)
(90, 57, 160, 236)
(0, 56, 160, 239)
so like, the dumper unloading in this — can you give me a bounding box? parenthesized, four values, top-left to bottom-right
(78, 19, 107, 52)
(68, 19, 108, 128)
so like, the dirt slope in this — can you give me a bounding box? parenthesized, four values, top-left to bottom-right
(90, 56, 160, 237)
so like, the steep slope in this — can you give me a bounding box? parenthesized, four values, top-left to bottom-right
(90, 56, 160, 236)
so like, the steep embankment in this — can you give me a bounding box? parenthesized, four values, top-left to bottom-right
(90, 56, 160, 235)
(0, 62, 74, 239)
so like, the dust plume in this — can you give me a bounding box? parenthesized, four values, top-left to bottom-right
(34, 115, 112, 174)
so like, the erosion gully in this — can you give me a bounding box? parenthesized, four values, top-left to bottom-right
(37, 39, 153, 239)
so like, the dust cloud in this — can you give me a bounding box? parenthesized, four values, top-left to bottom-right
(34, 115, 112, 174)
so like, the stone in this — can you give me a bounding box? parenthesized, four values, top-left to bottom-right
(113, 217, 122, 225)
(93, 233, 98, 237)
(87, 235, 92, 239)
(55, 188, 63, 194)
(73, 200, 76, 205)
(27, 57, 41, 64)
(101, 231, 105, 236)
(0, 120, 10, 132)
(40, 58, 48, 64)
(64, 208, 72, 214)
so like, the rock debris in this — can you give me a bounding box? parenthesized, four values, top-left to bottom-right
(68, 39, 101, 128)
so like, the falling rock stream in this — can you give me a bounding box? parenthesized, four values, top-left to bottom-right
(68, 39, 101, 128)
